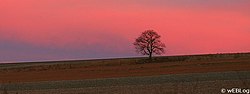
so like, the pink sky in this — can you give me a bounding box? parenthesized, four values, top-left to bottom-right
(1, 0, 250, 62)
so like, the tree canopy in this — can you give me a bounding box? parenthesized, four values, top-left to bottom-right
(133, 30, 166, 60)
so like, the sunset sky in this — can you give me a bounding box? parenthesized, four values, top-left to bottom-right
(1, 0, 250, 63)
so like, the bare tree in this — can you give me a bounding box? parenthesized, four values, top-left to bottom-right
(133, 30, 166, 61)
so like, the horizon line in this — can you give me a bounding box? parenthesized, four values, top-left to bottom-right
(1, 52, 249, 64)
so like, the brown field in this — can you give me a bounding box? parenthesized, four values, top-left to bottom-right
(0, 53, 250, 83)
(0, 53, 250, 94)
(4, 79, 250, 94)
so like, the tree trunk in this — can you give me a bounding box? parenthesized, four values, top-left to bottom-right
(149, 52, 152, 62)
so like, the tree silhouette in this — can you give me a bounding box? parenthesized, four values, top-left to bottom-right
(133, 30, 166, 61)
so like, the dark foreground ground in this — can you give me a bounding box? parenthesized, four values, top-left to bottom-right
(1, 71, 250, 94)
(0, 53, 250, 94)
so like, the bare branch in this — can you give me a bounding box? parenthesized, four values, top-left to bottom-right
(133, 30, 166, 60)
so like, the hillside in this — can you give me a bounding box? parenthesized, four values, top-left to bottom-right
(0, 53, 250, 83)
(0, 53, 250, 94)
